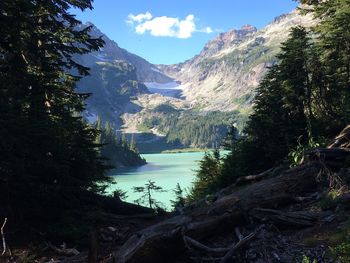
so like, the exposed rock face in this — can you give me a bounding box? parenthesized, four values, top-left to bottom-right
(77, 60, 150, 127)
(198, 25, 258, 59)
(159, 9, 315, 112)
(78, 23, 173, 83)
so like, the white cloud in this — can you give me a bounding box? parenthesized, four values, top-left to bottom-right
(126, 12, 213, 39)
(127, 12, 153, 24)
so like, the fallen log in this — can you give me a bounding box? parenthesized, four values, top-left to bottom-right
(303, 148, 350, 169)
(250, 208, 331, 227)
(233, 167, 274, 186)
(109, 162, 323, 263)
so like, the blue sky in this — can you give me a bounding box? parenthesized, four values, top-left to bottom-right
(72, 0, 298, 65)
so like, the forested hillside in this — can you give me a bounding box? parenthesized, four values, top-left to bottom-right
(191, 0, 350, 200)
(96, 119, 146, 169)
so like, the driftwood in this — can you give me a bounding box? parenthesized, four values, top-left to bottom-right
(109, 162, 323, 263)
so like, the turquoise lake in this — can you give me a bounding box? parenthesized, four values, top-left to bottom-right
(108, 152, 207, 209)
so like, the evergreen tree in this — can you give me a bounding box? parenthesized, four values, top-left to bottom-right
(221, 125, 239, 150)
(130, 134, 138, 153)
(171, 183, 185, 209)
(98, 121, 145, 169)
(190, 151, 222, 199)
(133, 180, 165, 209)
(246, 27, 313, 166)
(300, 0, 350, 134)
(121, 133, 129, 149)
(0, 0, 108, 218)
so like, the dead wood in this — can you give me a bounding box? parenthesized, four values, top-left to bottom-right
(220, 226, 263, 263)
(183, 236, 229, 254)
(109, 162, 323, 263)
(47, 242, 80, 256)
(233, 167, 274, 186)
(0, 218, 11, 259)
(250, 208, 331, 227)
(328, 125, 350, 148)
(303, 148, 350, 169)
(1, 218, 7, 256)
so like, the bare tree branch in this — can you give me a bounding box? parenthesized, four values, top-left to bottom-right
(1, 218, 7, 256)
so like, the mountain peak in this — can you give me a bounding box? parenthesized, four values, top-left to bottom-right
(198, 24, 257, 58)
(240, 24, 257, 32)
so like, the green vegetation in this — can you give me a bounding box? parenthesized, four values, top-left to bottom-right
(191, 0, 350, 198)
(232, 92, 255, 105)
(189, 149, 222, 200)
(302, 218, 350, 262)
(139, 109, 244, 148)
(96, 117, 146, 169)
(319, 189, 342, 211)
(0, 0, 112, 236)
(171, 183, 186, 209)
(326, 219, 350, 259)
(152, 103, 179, 114)
(301, 255, 316, 263)
(133, 180, 166, 209)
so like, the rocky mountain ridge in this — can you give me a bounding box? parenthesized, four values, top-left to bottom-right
(76, 9, 315, 151)
(78, 23, 173, 84)
(159, 9, 315, 112)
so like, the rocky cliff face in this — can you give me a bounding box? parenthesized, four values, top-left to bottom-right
(159, 9, 315, 112)
(78, 23, 173, 83)
(77, 60, 150, 127)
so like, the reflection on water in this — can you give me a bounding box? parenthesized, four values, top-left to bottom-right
(115, 163, 175, 175)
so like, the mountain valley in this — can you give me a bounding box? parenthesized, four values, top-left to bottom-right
(77, 9, 314, 152)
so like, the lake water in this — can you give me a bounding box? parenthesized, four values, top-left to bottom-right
(108, 152, 207, 209)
